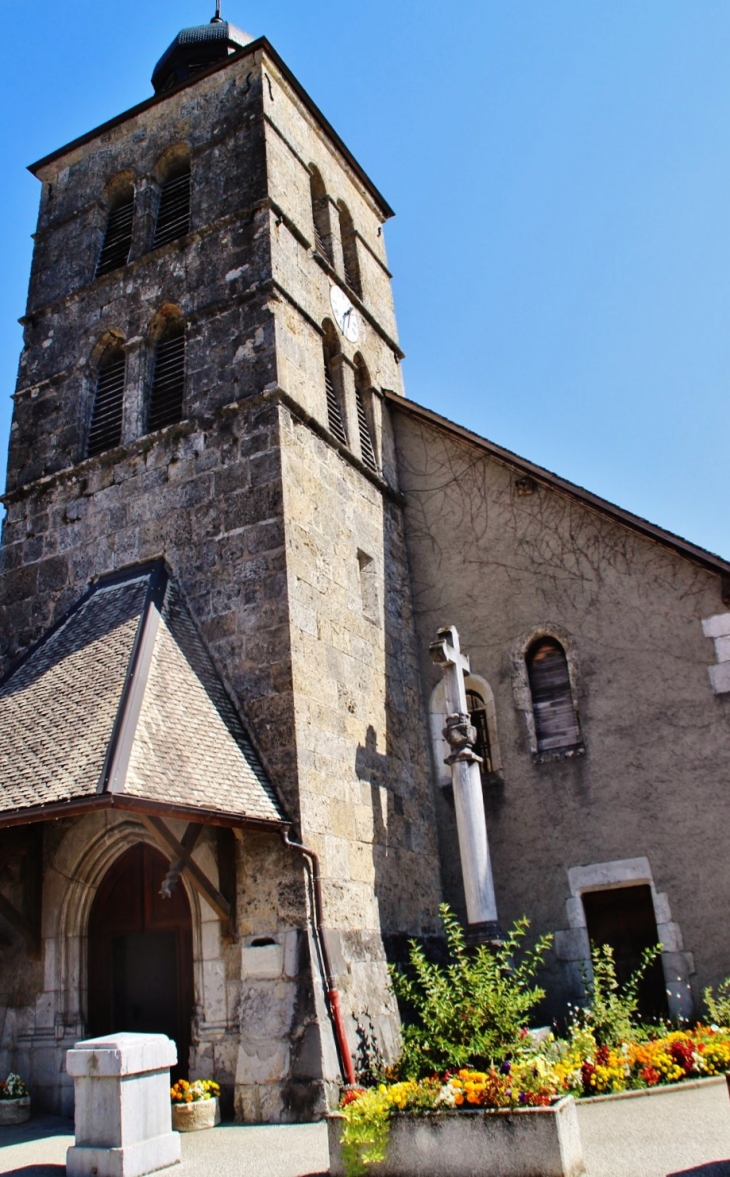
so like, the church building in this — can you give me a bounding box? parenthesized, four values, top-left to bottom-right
(0, 8, 728, 1122)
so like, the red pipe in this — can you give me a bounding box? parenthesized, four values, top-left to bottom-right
(281, 831, 357, 1087)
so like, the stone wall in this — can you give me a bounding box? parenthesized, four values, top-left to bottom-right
(391, 408, 730, 1019)
(0, 38, 444, 1119)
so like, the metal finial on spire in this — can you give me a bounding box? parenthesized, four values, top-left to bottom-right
(211, 0, 223, 22)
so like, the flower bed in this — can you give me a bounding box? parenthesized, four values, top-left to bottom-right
(329, 1097, 585, 1177)
(552, 1025, 730, 1097)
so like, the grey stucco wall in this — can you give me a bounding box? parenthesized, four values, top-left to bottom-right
(392, 407, 730, 1018)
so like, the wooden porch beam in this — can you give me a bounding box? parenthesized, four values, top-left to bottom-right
(139, 815, 233, 935)
(160, 822, 203, 898)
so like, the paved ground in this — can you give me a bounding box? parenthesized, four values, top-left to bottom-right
(1, 1078, 730, 1176)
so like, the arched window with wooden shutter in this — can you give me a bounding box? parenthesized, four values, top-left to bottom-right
(87, 345, 126, 457)
(466, 688, 493, 776)
(148, 322, 186, 433)
(310, 166, 333, 264)
(153, 155, 192, 249)
(323, 321, 347, 445)
(354, 355, 377, 472)
(338, 201, 362, 297)
(96, 185, 135, 277)
(526, 638, 581, 753)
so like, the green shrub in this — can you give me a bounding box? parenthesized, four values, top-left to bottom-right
(703, 978, 730, 1027)
(389, 904, 552, 1078)
(573, 941, 662, 1047)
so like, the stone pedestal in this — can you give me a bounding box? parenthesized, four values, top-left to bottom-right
(66, 1033, 181, 1177)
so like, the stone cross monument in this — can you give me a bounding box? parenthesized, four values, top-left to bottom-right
(430, 626, 501, 944)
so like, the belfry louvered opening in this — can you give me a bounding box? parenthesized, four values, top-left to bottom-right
(148, 329, 186, 433)
(339, 203, 362, 297)
(354, 360, 377, 472)
(88, 350, 126, 457)
(153, 167, 192, 249)
(96, 194, 134, 277)
(310, 167, 333, 264)
(324, 347, 347, 446)
(527, 638, 581, 753)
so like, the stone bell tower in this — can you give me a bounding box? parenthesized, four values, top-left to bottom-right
(0, 8, 442, 1119)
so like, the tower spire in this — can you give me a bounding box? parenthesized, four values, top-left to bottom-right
(212, 1, 222, 23)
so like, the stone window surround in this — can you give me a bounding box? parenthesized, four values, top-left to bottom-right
(429, 673, 503, 788)
(80, 307, 187, 456)
(93, 143, 194, 279)
(702, 612, 730, 695)
(554, 856, 694, 1022)
(510, 623, 583, 759)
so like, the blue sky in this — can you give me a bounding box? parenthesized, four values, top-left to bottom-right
(1, 1, 729, 557)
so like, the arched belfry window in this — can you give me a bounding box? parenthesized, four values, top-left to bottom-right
(323, 323, 347, 445)
(153, 154, 192, 249)
(96, 184, 135, 277)
(354, 355, 377, 472)
(338, 201, 361, 297)
(148, 320, 186, 433)
(88, 344, 126, 457)
(310, 166, 333, 264)
(526, 638, 581, 753)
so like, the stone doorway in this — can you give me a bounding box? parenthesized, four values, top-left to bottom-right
(87, 843, 194, 1078)
(582, 884, 668, 1020)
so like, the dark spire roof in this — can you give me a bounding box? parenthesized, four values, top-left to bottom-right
(152, 7, 253, 94)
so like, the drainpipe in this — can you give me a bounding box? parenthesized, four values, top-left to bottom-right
(281, 830, 357, 1087)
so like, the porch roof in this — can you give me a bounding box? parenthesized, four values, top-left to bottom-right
(0, 562, 287, 829)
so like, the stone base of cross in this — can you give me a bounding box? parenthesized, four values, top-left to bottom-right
(430, 626, 502, 946)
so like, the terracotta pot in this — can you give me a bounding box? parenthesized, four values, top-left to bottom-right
(0, 1097, 31, 1126)
(172, 1096, 220, 1132)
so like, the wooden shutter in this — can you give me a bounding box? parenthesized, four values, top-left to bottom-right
(153, 170, 191, 249)
(96, 196, 134, 277)
(87, 352, 125, 457)
(527, 639, 581, 752)
(356, 389, 377, 471)
(325, 356, 347, 445)
(148, 332, 185, 432)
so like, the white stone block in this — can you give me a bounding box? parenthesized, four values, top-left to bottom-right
(553, 928, 590, 962)
(714, 635, 730, 663)
(282, 930, 301, 978)
(66, 1033, 180, 1177)
(242, 942, 284, 978)
(656, 921, 684, 953)
(702, 612, 730, 640)
(709, 662, 730, 694)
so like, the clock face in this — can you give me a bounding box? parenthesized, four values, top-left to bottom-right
(330, 284, 360, 344)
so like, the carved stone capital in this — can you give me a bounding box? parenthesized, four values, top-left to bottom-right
(443, 712, 482, 765)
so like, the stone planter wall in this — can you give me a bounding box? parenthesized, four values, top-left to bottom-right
(328, 1097, 586, 1177)
(0, 1098, 31, 1126)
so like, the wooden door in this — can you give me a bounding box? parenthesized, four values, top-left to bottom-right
(582, 884, 668, 1020)
(87, 844, 193, 1078)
